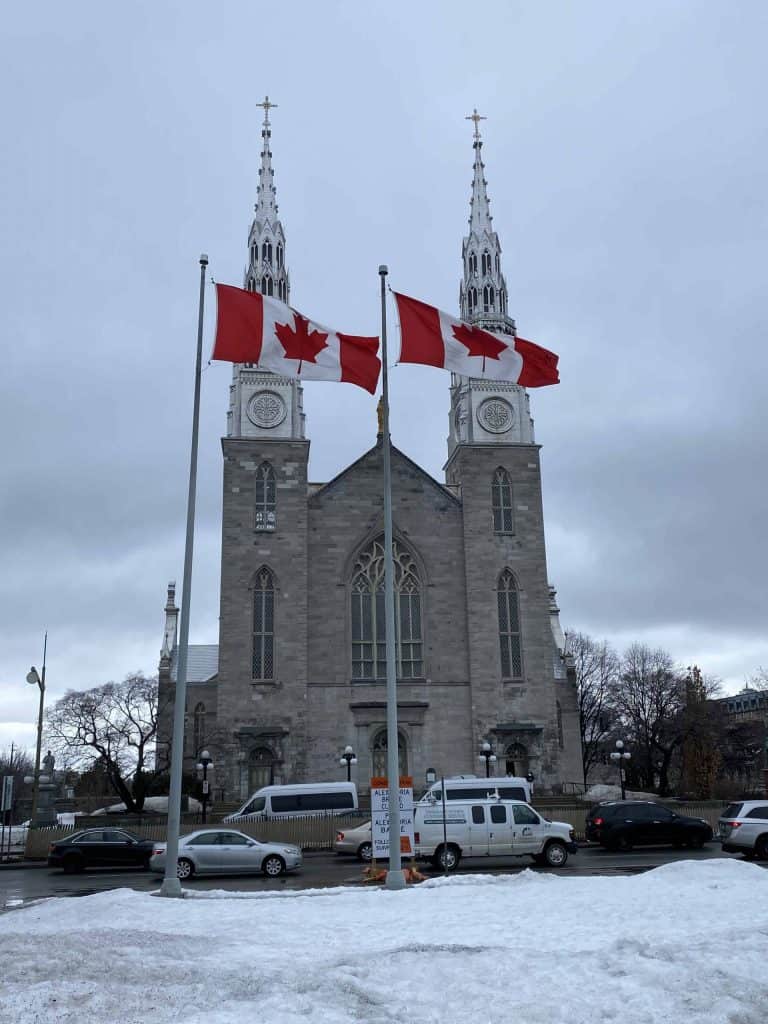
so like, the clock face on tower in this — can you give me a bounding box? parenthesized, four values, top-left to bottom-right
(477, 397, 514, 434)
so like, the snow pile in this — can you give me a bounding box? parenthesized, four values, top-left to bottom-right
(1, 860, 767, 1023)
(580, 783, 660, 802)
(91, 795, 202, 815)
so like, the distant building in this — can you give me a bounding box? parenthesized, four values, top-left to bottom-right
(158, 103, 583, 799)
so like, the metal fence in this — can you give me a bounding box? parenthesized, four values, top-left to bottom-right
(23, 801, 729, 859)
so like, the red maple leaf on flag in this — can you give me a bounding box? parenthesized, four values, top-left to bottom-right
(275, 313, 328, 372)
(451, 322, 507, 372)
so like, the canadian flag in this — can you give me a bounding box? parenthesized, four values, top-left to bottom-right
(394, 291, 559, 387)
(211, 284, 381, 394)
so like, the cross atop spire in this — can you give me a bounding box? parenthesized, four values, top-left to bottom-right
(465, 107, 486, 142)
(257, 95, 278, 129)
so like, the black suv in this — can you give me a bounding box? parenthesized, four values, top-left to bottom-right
(585, 801, 713, 851)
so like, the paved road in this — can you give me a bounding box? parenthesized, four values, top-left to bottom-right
(1, 844, 760, 910)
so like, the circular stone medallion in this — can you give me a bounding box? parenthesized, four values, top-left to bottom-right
(477, 397, 514, 434)
(247, 390, 287, 429)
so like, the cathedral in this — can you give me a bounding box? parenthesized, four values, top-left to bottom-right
(158, 102, 583, 801)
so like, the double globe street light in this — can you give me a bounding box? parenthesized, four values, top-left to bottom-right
(26, 647, 47, 827)
(478, 741, 497, 778)
(610, 740, 632, 800)
(195, 750, 213, 823)
(339, 745, 357, 782)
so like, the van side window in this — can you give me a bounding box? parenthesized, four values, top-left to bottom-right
(498, 786, 525, 801)
(746, 806, 768, 819)
(490, 806, 507, 824)
(242, 797, 266, 815)
(471, 806, 485, 824)
(512, 806, 540, 825)
(271, 795, 301, 813)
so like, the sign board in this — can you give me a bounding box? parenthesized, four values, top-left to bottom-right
(370, 776, 414, 858)
(1, 776, 12, 813)
(202, 780, 210, 795)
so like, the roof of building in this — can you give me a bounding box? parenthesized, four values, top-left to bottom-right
(170, 644, 219, 683)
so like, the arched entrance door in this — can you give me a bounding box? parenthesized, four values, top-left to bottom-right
(248, 747, 275, 791)
(505, 742, 529, 778)
(371, 729, 408, 778)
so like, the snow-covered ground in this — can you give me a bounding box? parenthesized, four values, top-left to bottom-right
(1, 860, 766, 1023)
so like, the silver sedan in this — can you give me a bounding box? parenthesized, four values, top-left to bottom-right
(150, 829, 302, 880)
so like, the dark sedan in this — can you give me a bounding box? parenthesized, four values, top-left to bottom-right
(48, 828, 155, 873)
(585, 800, 713, 851)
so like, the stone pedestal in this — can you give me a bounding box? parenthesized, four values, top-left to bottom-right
(33, 781, 59, 827)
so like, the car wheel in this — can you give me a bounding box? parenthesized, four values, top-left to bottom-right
(755, 836, 768, 861)
(687, 833, 706, 850)
(62, 854, 82, 875)
(263, 854, 286, 877)
(543, 841, 568, 868)
(614, 835, 633, 852)
(433, 844, 461, 871)
(176, 858, 194, 880)
(357, 841, 373, 862)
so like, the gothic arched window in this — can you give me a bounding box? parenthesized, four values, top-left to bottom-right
(193, 702, 206, 754)
(371, 729, 408, 778)
(491, 467, 514, 533)
(483, 286, 491, 313)
(254, 461, 276, 532)
(351, 537, 423, 680)
(253, 567, 275, 681)
(482, 251, 491, 275)
(276, 243, 283, 268)
(262, 241, 273, 264)
(469, 251, 477, 275)
(489, 286, 495, 310)
(498, 569, 523, 679)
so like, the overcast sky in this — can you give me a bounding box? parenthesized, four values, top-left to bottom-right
(2, 1, 767, 751)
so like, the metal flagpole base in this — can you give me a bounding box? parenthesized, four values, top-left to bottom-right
(159, 876, 184, 898)
(385, 869, 407, 891)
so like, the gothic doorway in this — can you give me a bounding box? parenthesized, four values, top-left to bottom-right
(248, 746, 275, 791)
(505, 742, 529, 778)
(371, 729, 408, 778)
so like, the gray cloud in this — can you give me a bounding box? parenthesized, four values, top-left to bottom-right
(2, 1, 766, 749)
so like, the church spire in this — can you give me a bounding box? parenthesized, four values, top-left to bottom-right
(448, 110, 534, 454)
(244, 96, 290, 304)
(459, 109, 514, 336)
(227, 97, 305, 440)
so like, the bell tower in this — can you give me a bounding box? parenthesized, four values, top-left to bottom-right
(227, 97, 306, 441)
(448, 109, 534, 455)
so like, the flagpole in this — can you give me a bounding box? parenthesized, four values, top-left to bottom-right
(378, 265, 406, 891)
(160, 252, 208, 898)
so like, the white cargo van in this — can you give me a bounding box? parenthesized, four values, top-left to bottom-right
(224, 782, 358, 822)
(414, 798, 576, 869)
(419, 775, 534, 805)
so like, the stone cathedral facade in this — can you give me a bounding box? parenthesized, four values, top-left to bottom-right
(158, 103, 583, 800)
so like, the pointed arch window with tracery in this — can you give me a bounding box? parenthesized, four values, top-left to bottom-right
(492, 468, 514, 534)
(193, 702, 206, 755)
(498, 569, 523, 679)
(255, 462, 276, 531)
(351, 537, 423, 680)
(253, 567, 275, 680)
(371, 729, 408, 777)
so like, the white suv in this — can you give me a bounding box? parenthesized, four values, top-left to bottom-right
(718, 800, 768, 859)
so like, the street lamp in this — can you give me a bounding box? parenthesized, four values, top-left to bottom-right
(609, 739, 632, 800)
(25, 635, 47, 827)
(478, 741, 497, 779)
(339, 745, 357, 782)
(196, 750, 213, 823)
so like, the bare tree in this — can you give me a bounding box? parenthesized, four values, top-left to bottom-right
(609, 644, 687, 796)
(0, 746, 35, 820)
(45, 673, 170, 813)
(567, 632, 619, 785)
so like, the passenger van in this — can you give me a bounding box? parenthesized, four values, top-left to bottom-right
(224, 782, 358, 822)
(419, 774, 534, 805)
(414, 798, 576, 870)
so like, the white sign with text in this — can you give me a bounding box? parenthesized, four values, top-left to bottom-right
(370, 776, 414, 858)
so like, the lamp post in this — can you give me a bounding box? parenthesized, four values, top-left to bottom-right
(196, 750, 213, 823)
(478, 741, 497, 779)
(25, 633, 47, 827)
(610, 740, 631, 800)
(339, 745, 357, 783)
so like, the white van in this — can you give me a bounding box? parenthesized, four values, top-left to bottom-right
(224, 782, 358, 822)
(414, 798, 576, 869)
(419, 775, 534, 805)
